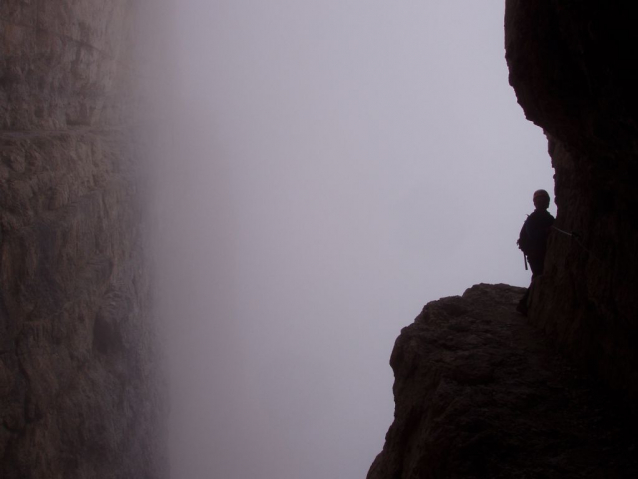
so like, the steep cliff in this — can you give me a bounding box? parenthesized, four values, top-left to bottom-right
(368, 3, 638, 477)
(505, 0, 638, 405)
(0, 2, 165, 478)
(367, 284, 636, 478)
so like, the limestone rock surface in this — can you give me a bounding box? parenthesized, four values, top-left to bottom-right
(367, 284, 636, 479)
(0, 2, 165, 478)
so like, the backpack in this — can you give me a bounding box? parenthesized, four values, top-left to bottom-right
(517, 219, 531, 254)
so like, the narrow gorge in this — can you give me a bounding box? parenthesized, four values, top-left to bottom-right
(2, 1, 638, 478)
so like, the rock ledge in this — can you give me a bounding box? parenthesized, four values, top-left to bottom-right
(368, 283, 636, 479)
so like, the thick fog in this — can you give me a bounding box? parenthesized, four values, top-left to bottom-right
(145, 2, 556, 478)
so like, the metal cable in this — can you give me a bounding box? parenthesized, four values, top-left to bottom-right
(551, 225, 605, 264)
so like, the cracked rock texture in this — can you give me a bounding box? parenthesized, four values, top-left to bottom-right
(505, 0, 638, 406)
(367, 284, 636, 478)
(1, 2, 166, 478)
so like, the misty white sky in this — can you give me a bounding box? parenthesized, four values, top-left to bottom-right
(148, 2, 556, 478)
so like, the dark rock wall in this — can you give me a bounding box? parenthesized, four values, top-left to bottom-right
(505, 1, 638, 406)
(1, 2, 165, 478)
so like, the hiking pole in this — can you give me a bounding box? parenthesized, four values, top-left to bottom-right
(523, 253, 528, 271)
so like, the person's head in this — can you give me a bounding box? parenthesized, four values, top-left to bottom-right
(533, 189, 551, 210)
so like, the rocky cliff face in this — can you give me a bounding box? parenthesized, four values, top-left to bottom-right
(367, 284, 636, 478)
(0, 2, 165, 478)
(368, 3, 638, 477)
(505, 0, 638, 405)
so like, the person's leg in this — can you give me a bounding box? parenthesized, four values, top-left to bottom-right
(517, 286, 530, 315)
(528, 255, 544, 277)
(517, 255, 544, 315)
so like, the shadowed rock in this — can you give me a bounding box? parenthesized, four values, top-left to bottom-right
(369, 4, 638, 477)
(368, 284, 637, 479)
(505, 0, 638, 406)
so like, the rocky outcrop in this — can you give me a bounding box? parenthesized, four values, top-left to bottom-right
(505, 0, 638, 406)
(0, 2, 165, 478)
(367, 284, 636, 479)
(369, 4, 638, 476)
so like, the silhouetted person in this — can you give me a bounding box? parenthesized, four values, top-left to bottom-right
(516, 189, 554, 315)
